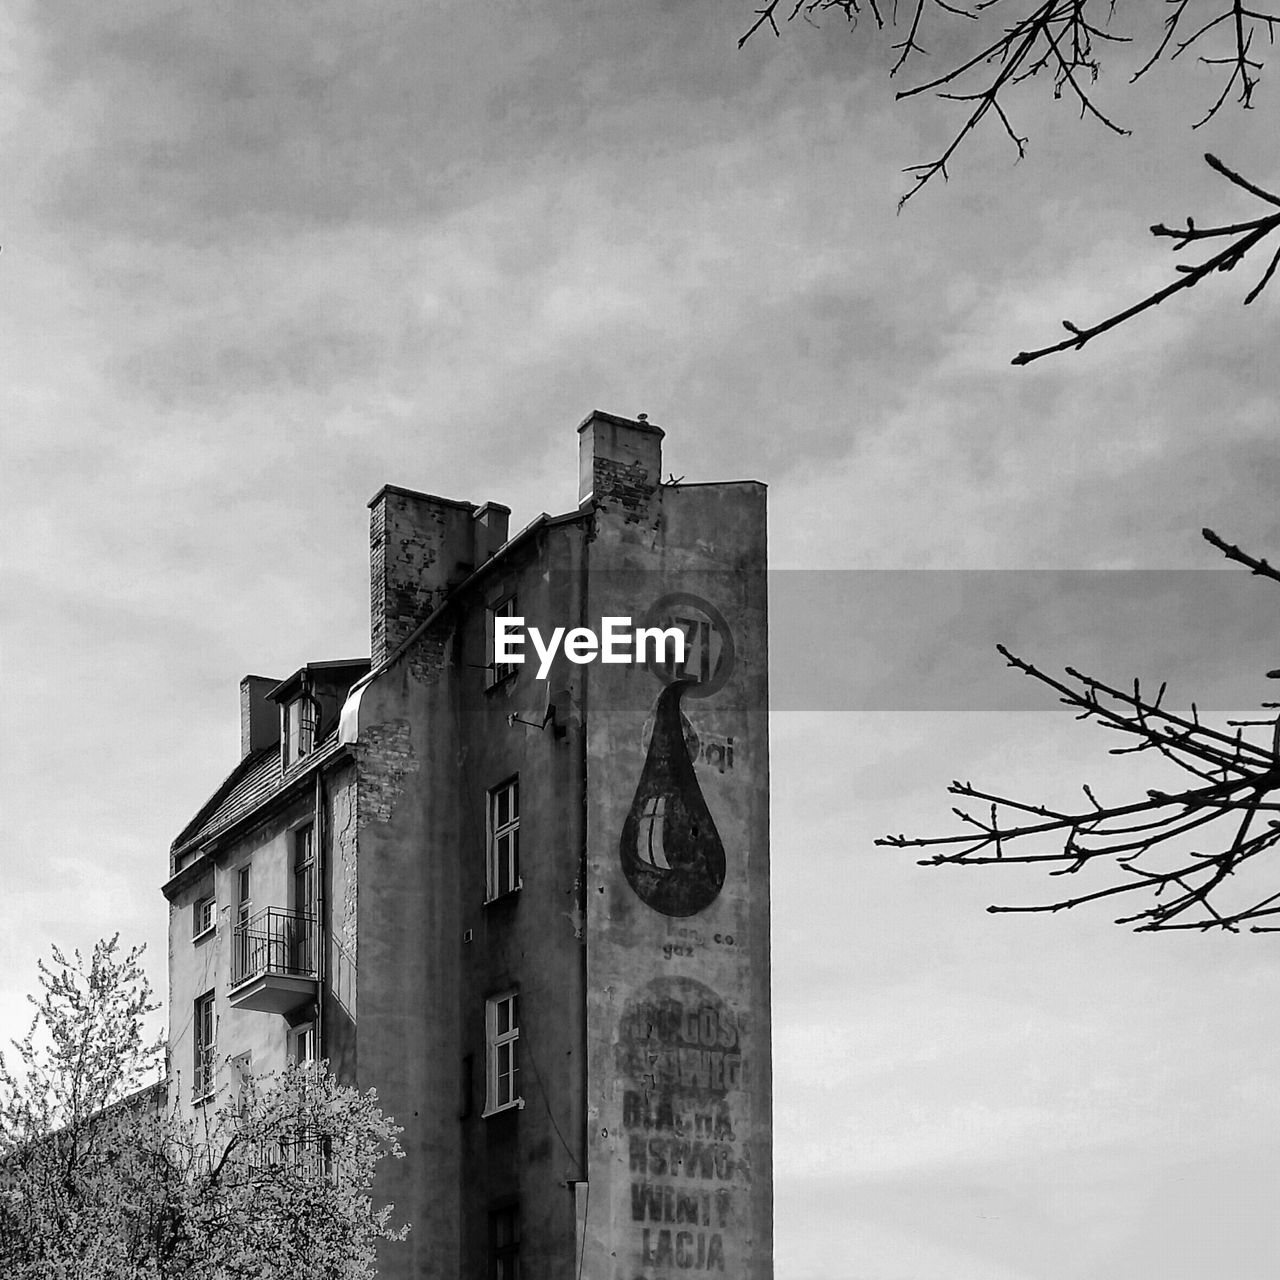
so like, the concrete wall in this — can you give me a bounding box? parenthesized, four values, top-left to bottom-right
(580, 420, 772, 1280)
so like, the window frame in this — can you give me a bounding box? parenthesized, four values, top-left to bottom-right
(486, 777, 521, 902)
(290, 824, 315, 974)
(192, 892, 216, 941)
(292, 825, 314, 914)
(487, 594, 519, 687)
(291, 1022, 317, 1065)
(283, 695, 317, 768)
(230, 1051, 253, 1108)
(484, 991, 522, 1116)
(233, 864, 253, 985)
(193, 991, 216, 1103)
(490, 1202, 521, 1280)
(236, 865, 252, 922)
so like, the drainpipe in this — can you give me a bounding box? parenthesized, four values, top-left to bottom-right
(570, 521, 590, 1184)
(314, 768, 325, 1062)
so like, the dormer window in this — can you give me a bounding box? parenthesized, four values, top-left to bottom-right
(284, 696, 316, 768)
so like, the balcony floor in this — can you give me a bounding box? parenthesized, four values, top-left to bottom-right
(228, 971, 317, 1015)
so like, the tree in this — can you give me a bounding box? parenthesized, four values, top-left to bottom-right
(879, 528, 1280, 933)
(739, 1, 1280, 363)
(0, 936, 407, 1278)
(0, 935, 169, 1277)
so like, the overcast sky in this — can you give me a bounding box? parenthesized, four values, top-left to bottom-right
(5, 2, 1280, 1276)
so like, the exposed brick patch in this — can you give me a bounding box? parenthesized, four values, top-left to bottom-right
(369, 498, 388, 663)
(356, 719, 420, 829)
(595, 456, 657, 524)
(408, 634, 448, 687)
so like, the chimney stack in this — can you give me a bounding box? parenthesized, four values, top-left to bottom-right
(368, 486, 480, 665)
(578, 410, 664, 515)
(472, 501, 511, 566)
(240, 675, 281, 758)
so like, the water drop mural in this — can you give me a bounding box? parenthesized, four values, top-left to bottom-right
(620, 594, 735, 917)
(621, 681, 727, 916)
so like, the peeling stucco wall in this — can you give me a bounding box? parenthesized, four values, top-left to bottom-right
(326, 763, 359, 1078)
(356, 719, 419, 829)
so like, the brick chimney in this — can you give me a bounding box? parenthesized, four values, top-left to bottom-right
(240, 675, 281, 758)
(578, 410, 664, 515)
(368, 486, 480, 665)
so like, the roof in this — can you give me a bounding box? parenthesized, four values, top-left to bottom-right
(169, 499, 595, 870)
(169, 732, 348, 859)
(268, 658, 370, 703)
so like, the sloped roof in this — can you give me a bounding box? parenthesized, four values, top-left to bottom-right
(268, 658, 370, 704)
(170, 733, 346, 858)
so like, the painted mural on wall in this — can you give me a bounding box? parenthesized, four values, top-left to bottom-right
(620, 595, 735, 918)
(616, 976, 750, 1277)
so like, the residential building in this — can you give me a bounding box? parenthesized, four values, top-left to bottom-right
(163, 411, 772, 1279)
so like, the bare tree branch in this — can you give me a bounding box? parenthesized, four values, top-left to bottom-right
(878, 528, 1280, 932)
(741, 1, 1280, 198)
(739, 1, 1280, 359)
(1011, 154, 1280, 364)
(1202, 526, 1280, 586)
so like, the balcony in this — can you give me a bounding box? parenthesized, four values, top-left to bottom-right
(229, 908, 318, 1015)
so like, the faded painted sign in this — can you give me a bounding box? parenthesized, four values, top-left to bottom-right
(616, 976, 752, 1277)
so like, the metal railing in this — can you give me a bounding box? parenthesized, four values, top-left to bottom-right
(272, 1130, 335, 1181)
(231, 908, 317, 988)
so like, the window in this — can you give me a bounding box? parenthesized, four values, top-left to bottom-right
(237, 865, 252, 925)
(487, 595, 519, 686)
(291, 826, 315, 973)
(291, 1023, 317, 1065)
(233, 864, 253, 983)
(293, 826, 314, 916)
(194, 992, 215, 1102)
(193, 892, 215, 940)
(230, 1051, 253, 1107)
(485, 992, 521, 1114)
(284, 696, 317, 767)
(487, 778, 520, 900)
(490, 1204, 520, 1280)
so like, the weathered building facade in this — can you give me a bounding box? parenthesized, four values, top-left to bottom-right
(163, 411, 771, 1279)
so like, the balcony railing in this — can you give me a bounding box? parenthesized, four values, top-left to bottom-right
(230, 909, 317, 1014)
